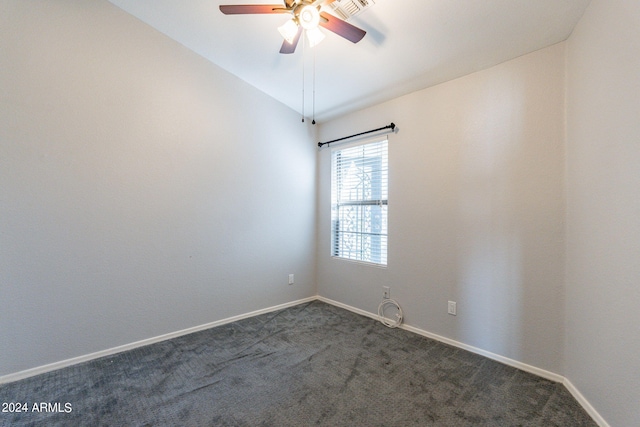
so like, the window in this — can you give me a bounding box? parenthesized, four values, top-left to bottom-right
(331, 139, 388, 265)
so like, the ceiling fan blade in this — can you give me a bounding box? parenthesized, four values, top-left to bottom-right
(219, 4, 288, 14)
(319, 11, 366, 43)
(279, 26, 303, 54)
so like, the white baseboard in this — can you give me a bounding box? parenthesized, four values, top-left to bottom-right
(0, 296, 316, 385)
(563, 378, 611, 427)
(316, 296, 563, 382)
(318, 296, 609, 427)
(0, 294, 611, 427)
(401, 323, 565, 382)
(317, 295, 381, 321)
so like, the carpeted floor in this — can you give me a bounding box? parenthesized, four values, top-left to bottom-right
(0, 300, 597, 426)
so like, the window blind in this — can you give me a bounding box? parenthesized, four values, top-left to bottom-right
(331, 139, 388, 265)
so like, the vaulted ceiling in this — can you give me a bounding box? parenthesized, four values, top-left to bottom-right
(108, 0, 592, 122)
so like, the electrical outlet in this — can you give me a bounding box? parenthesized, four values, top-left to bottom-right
(382, 286, 390, 299)
(288, 274, 294, 285)
(448, 301, 457, 316)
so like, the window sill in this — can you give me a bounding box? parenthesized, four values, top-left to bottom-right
(330, 256, 387, 269)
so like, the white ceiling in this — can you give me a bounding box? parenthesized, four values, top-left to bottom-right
(108, 0, 591, 122)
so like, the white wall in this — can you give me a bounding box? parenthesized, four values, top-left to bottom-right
(565, 0, 640, 425)
(0, 0, 316, 377)
(317, 44, 566, 373)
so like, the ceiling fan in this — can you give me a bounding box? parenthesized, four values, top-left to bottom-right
(219, 0, 367, 54)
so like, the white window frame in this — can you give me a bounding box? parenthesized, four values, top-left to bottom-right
(330, 138, 388, 266)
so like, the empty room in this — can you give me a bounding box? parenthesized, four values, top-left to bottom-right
(1, 0, 638, 426)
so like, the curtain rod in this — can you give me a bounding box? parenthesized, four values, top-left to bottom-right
(317, 122, 396, 148)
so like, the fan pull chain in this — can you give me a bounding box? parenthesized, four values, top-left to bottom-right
(301, 38, 305, 122)
(312, 45, 316, 125)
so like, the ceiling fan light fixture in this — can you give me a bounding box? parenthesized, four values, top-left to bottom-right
(306, 26, 325, 47)
(278, 19, 299, 44)
(299, 5, 320, 30)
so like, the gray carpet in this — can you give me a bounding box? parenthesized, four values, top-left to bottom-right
(0, 300, 596, 426)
